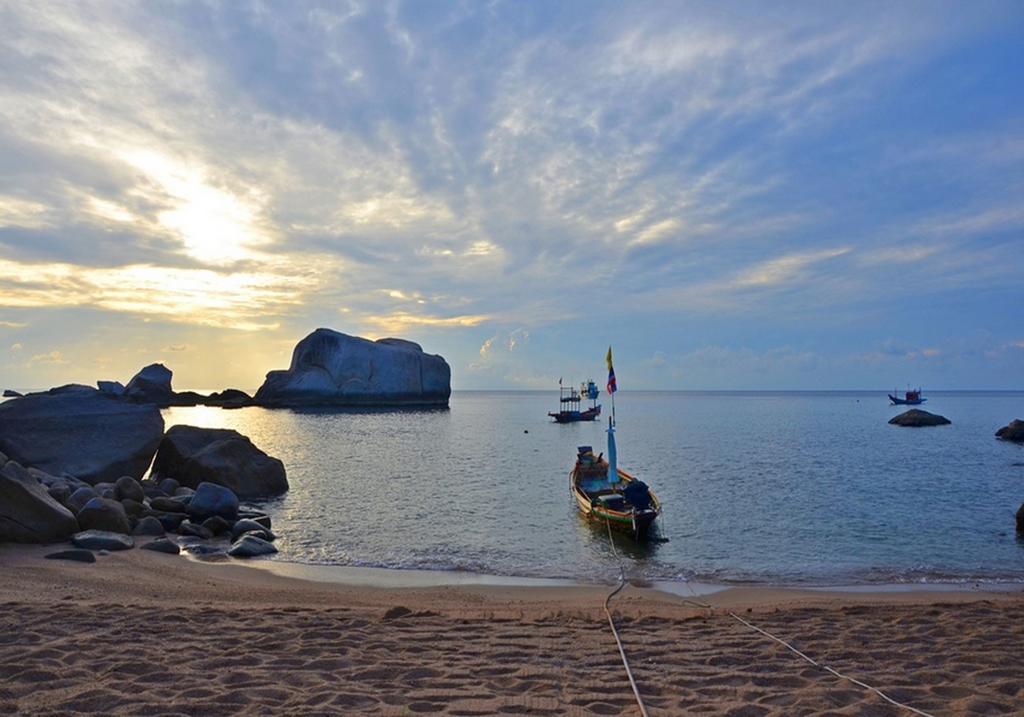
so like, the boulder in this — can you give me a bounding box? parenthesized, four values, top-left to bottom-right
(152, 512, 185, 532)
(227, 534, 278, 558)
(140, 538, 180, 554)
(201, 515, 231, 536)
(204, 389, 253, 408)
(45, 549, 97, 563)
(115, 476, 145, 503)
(66, 486, 98, 514)
(150, 496, 187, 513)
(151, 425, 287, 499)
(2, 389, 22, 398)
(93, 482, 117, 499)
(237, 512, 272, 530)
(133, 516, 165, 536)
(0, 385, 164, 484)
(186, 482, 239, 520)
(96, 380, 125, 397)
(121, 499, 146, 519)
(71, 530, 133, 551)
(177, 520, 214, 540)
(231, 518, 272, 539)
(124, 363, 174, 406)
(169, 391, 205, 407)
(0, 459, 80, 543)
(254, 328, 451, 408)
(158, 478, 180, 496)
(996, 419, 1024, 443)
(888, 409, 951, 427)
(1017, 503, 1024, 533)
(77, 497, 131, 534)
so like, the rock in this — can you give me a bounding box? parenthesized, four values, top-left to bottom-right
(152, 512, 185, 532)
(227, 534, 278, 558)
(237, 512, 272, 530)
(254, 328, 451, 408)
(140, 538, 180, 554)
(204, 389, 253, 408)
(151, 425, 287, 499)
(66, 486, 98, 514)
(383, 606, 412, 620)
(239, 528, 276, 542)
(0, 459, 80, 543)
(0, 385, 164, 484)
(150, 496, 187, 513)
(169, 391, 205, 407)
(45, 549, 97, 563)
(174, 486, 195, 499)
(47, 481, 72, 506)
(115, 475, 145, 503)
(120, 498, 146, 519)
(186, 482, 239, 520)
(77, 497, 131, 534)
(888, 409, 951, 427)
(1017, 504, 1024, 533)
(231, 518, 272, 539)
(133, 516, 165, 536)
(71, 530, 133, 551)
(176, 520, 214, 540)
(96, 380, 125, 397)
(3, 389, 22, 398)
(996, 419, 1024, 443)
(124, 363, 174, 407)
(201, 515, 231, 536)
(157, 478, 180, 496)
(94, 482, 117, 499)
(183, 542, 223, 556)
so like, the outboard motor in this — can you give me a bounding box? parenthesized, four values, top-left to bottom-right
(622, 481, 652, 511)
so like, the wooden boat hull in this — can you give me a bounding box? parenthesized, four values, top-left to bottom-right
(549, 406, 601, 423)
(570, 463, 660, 539)
(889, 394, 926, 405)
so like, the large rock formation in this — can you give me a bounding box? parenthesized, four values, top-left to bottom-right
(0, 456, 79, 543)
(996, 419, 1024, 443)
(254, 328, 451, 408)
(888, 409, 951, 427)
(0, 385, 164, 484)
(150, 425, 287, 499)
(124, 363, 174, 407)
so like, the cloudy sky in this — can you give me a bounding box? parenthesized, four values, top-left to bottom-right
(1, 1, 1022, 391)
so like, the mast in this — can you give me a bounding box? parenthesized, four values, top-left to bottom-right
(606, 346, 618, 483)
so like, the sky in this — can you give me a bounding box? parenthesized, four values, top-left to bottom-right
(1, 1, 1022, 391)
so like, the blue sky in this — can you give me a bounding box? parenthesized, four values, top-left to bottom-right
(0, 1, 1022, 390)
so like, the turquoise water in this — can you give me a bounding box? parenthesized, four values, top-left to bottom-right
(162, 391, 1024, 585)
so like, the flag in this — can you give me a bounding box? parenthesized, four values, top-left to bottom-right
(558, 376, 562, 386)
(606, 346, 617, 394)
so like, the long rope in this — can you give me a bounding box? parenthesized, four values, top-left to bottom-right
(679, 582, 937, 717)
(604, 517, 651, 717)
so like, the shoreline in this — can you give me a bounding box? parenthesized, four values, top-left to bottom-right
(3, 543, 1023, 715)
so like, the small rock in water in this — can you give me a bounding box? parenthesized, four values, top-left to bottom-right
(383, 606, 412, 620)
(45, 549, 96, 563)
(888, 409, 951, 427)
(995, 419, 1024, 443)
(231, 518, 271, 539)
(227, 534, 278, 558)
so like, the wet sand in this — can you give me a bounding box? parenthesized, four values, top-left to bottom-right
(1, 544, 1021, 716)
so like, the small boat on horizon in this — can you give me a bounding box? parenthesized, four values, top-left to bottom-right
(569, 347, 661, 540)
(889, 387, 926, 405)
(548, 379, 601, 423)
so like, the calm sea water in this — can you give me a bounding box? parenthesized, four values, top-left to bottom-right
(163, 391, 1024, 585)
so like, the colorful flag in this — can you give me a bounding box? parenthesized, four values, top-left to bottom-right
(606, 346, 617, 394)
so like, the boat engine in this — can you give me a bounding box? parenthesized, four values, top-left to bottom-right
(622, 481, 652, 511)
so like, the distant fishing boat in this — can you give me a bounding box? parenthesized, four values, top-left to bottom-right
(889, 387, 926, 405)
(548, 379, 601, 423)
(569, 348, 660, 540)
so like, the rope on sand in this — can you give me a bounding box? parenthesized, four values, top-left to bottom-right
(679, 583, 938, 717)
(604, 518, 651, 717)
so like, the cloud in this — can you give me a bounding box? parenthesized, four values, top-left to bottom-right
(0, 320, 27, 328)
(10, 343, 22, 351)
(161, 344, 190, 352)
(29, 350, 67, 365)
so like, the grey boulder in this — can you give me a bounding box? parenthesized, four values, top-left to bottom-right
(151, 425, 287, 499)
(66, 486, 98, 514)
(45, 549, 97, 563)
(0, 385, 164, 484)
(888, 409, 951, 427)
(228, 534, 278, 558)
(71, 530, 134, 551)
(115, 475, 145, 503)
(0, 459, 80, 543)
(77, 497, 131, 534)
(124, 363, 174, 407)
(996, 419, 1024, 443)
(140, 538, 180, 554)
(186, 482, 238, 520)
(133, 516, 165, 536)
(254, 328, 451, 408)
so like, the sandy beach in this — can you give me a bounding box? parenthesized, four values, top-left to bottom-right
(1, 546, 1021, 716)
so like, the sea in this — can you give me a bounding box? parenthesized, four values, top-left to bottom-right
(155, 390, 1024, 587)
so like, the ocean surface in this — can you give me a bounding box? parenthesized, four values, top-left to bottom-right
(157, 391, 1024, 586)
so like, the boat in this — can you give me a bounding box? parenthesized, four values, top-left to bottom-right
(570, 446, 661, 539)
(548, 380, 601, 423)
(568, 347, 661, 539)
(889, 387, 926, 405)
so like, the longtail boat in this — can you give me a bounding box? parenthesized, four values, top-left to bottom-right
(568, 347, 661, 540)
(889, 387, 926, 405)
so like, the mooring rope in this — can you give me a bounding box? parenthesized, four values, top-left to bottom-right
(604, 517, 651, 717)
(678, 582, 938, 717)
